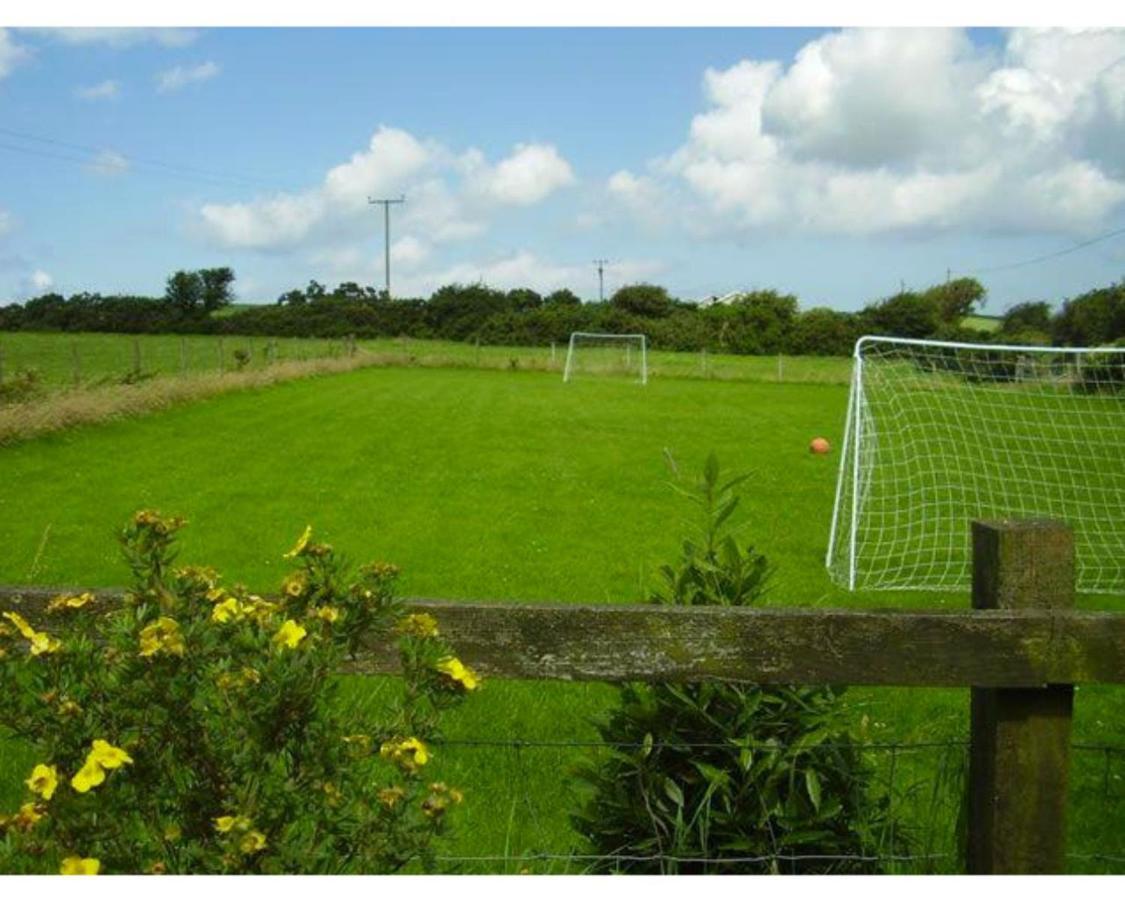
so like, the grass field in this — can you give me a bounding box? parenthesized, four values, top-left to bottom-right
(0, 360, 1121, 872)
(0, 331, 854, 398)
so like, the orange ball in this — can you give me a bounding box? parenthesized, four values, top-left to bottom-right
(809, 437, 831, 455)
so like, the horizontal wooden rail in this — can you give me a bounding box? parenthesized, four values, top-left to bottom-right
(3, 586, 1124, 687)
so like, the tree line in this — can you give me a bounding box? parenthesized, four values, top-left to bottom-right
(2, 267, 1123, 355)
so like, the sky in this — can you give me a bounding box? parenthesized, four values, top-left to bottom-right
(1, 26, 1124, 312)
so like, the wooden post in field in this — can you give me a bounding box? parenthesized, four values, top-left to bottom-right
(967, 519, 1075, 874)
(132, 337, 141, 377)
(70, 340, 81, 387)
(179, 337, 187, 376)
(218, 337, 225, 374)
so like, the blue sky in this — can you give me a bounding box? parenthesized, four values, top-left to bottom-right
(1, 26, 1124, 312)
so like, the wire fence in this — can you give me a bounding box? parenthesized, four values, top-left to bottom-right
(410, 735, 1125, 875)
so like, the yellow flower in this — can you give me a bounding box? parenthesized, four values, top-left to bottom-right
(138, 617, 185, 658)
(71, 759, 105, 793)
(243, 595, 280, 624)
(58, 699, 82, 717)
(313, 605, 341, 623)
(205, 587, 227, 604)
(239, 830, 267, 854)
(322, 782, 343, 806)
(2, 611, 61, 656)
(47, 592, 95, 613)
(281, 570, 307, 598)
(25, 764, 58, 800)
(210, 597, 245, 624)
(59, 856, 100, 875)
(273, 619, 307, 650)
(163, 824, 182, 842)
(3, 611, 37, 640)
(436, 656, 481, 692)
(377, 786, 406, 809)
(396, 613, 439, 638)
(240, 667, 261, 685)
(214, 814, 251, 834)
(283, 525, 313, 559)
(13, 802, 44, 829)
(28, 630, 62, 656)
(71, 739, 133, 793)
(379, 737, 430, 773)
(90, 739, 133, 769)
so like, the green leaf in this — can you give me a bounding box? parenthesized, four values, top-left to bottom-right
(805, 768, 822, 812)
(664, 779, 684, 807)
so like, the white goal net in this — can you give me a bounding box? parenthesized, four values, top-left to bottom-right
(827, 336, 1125, 592)
(563, 332, 648, 385)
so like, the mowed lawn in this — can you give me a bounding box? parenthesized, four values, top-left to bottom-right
(0, 364, 1122, 871)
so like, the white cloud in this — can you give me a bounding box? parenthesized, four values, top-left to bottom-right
(620, 27, 1125, 238)
(34, 28, 198, 48)
(156, 60, 220, 93)
(19, 269, 53, 296)
(466, 143, 575, 206)
(401, 251, 663, 297)
(0, 28, 31, 81)
(75, 79, 120, 101)
(86, 150, 129, 177)
(390, 235, 430, 268)
(197, 127, 576, 253)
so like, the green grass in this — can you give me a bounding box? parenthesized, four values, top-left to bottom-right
(0, 331, 853, 400)
(0, 363, 1121, 872)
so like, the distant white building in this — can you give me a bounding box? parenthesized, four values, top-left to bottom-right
(696, 291, 749, 308)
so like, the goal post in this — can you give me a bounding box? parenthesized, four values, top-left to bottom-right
(826, 335, 1125, 592)
(563, 332, 648, 385)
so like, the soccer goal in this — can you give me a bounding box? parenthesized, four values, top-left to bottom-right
(563, 332, 648, 385)
(826, 336, 1125, 592)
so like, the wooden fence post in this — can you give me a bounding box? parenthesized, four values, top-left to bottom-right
(968, 519, 1075, 874)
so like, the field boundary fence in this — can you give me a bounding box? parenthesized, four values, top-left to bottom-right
(3, 518, 1124, 873)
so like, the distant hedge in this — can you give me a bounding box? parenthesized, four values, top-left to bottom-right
(3, 274, 1122, 356)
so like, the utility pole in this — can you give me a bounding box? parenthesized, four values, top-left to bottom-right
(594, 259, 609, 301)
(369, 195, 405, 298)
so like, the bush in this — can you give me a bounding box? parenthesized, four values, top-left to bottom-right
(571, 455, 903, 873)
(0, 512, 479, 874)
(0, 369, 44, 406)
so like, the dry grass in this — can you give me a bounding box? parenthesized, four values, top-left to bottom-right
(0, 353, 393, 446)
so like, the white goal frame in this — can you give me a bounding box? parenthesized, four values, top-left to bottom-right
(826, 335, 1125, 593)
(562, 332, 648, 385)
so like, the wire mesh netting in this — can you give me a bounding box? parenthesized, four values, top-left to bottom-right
(412, 736, 1125, 874)
(563, 333, 648, 384)
(828, 337, 1125, 592)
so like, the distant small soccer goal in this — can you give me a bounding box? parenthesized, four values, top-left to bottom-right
(563, 332, 648, 385)
(826, 336, 1125, 592)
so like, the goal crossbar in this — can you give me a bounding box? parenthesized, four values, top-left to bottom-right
(563, 332, 648, 385)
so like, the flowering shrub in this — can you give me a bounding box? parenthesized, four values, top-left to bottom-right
(0, 512, 480, 874)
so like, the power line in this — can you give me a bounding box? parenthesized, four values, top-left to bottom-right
(965, 225, 1125, 275)
(0, 126, 287, 190)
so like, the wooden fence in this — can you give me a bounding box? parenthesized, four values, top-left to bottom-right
(3, 518, 1124, 874)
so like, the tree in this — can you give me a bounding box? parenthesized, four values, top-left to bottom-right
(165, 271, 204, 316)
(545, 288, 581, 307)
(921, 277, 986, 323)
(506, 288, 543, 311)
(999, 301, 1052, 336)
(790, 307, 860, 356)
(1051, 283, 1125, 346)
(277, 289, 307, 306)
(199, 267, 236, 313)
(610, 283, 674, 318)
(861, 291, 940, 339)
